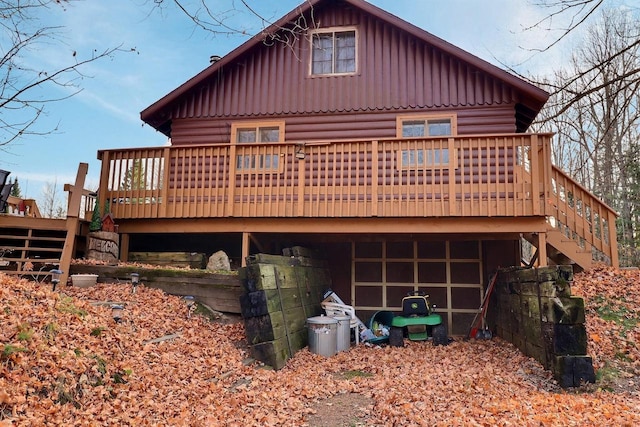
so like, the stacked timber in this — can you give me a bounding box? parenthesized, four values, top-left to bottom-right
(69, 264, 242, 313)
(128, 252, 207, 269)
(239, 250, 330, 370)
(492, 266, 595, 388)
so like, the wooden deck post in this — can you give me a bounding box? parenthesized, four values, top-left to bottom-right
(537, 232, 548, 267)
(60, 163, 88, 285)
(296, 154, 306, 217)
(448, 137, 456, 215)
(241, 232, 250, 267)
(160, 147, 171, 218)
(608, 211, 619, 268)
(97, 151, 110, 219)
(227, 145, 237, 217)
(119, 233, 130, 262)
(530, 135, 541, 216)
(371, 140, 379, 217)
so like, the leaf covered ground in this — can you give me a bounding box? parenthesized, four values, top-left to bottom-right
(1, 266, 639, 426)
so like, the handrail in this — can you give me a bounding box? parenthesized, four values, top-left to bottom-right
(95, 134, 617, 265)
(548, 165, 618, 266)
(98, 134, 550, 221)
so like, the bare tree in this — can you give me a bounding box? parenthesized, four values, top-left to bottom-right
(150, 0, 318, 48)
(0, 0, 131, 148)
(534, 8, 640, 265)
(514, 0, 640, 115)
(41, 178, 65, 218)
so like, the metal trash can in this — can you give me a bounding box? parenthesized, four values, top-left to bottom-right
(306, 315, 338, 357)
(332, 314, 351, 352)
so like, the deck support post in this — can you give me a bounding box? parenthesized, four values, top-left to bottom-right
(241, 232, 250, 267)
(537, 232, 548, 267)
(119, 233, 130, 262)
(60, 163, 88, 285)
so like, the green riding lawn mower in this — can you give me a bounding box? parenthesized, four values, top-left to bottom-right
(388, 291, 448, 346)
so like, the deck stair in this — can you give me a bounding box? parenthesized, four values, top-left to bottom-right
(524, 165, 618, 271)
(544, 228, 592, 270)
(524, 228, 593, 272)
(0, 220, 67, 278)
(0, 163, 90, 284)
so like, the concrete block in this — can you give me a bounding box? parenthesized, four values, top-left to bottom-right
(540, 296, 585, 324)
(554, 324, 587, 355)
(553, 355, 595, 388)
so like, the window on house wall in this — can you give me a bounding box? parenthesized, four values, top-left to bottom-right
(396, 114, 457, 169)
(231, 122, 284, 172)
(311, 29, 357, 75)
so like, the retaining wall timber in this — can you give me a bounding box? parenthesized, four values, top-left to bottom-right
(239, 251, 329, 370)
(489, 265, 595, 388)
(69, 264, 242, 313)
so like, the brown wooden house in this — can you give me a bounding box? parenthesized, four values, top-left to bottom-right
(95, 0, 617, 334)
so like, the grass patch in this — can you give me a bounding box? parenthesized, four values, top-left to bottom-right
(593, 296, 638, 337)
(341, 370, 374, 380)
(595, 362, 620, 388)
(94, 356, 107, 375)
(44, 323, 58, 343)
(2, 344, 27, 361)
(57, 296, 87, 318)
(17, 323, 34, 341)
(90, 327, 105, 337)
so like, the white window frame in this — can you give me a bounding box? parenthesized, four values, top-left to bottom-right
(309, 27, 358, 76)
(231, 121, 285, 173)
(396, 114, 458, 138)
(231, 121, 285, 144)
(396, 114, 457, 170)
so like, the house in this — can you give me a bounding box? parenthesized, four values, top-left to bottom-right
(95, 0, 617, 335)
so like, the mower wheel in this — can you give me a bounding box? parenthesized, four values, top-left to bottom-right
(389, 326, 404, 347)
(432, 323, 448, 346)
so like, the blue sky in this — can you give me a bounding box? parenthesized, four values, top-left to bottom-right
(0, 0, 605, 206)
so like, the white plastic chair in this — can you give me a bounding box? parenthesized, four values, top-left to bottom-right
(321, 301, 363, 345)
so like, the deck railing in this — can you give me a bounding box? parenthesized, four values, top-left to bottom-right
(548, 165, 618, 265)
(97, 133, 619, 264)
(97, 134, 554, 220)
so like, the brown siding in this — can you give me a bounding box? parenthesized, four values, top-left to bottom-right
(170, 105, 518, 145)
(165, 3, 520, 135)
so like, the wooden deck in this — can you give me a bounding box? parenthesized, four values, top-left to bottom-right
(96, 133, 618, 267)
(0, 163, 92, 283)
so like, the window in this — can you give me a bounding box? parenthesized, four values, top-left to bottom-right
(400, 149, 449, 167)
(311, 29, 356, 75)
(233, 123, 283, 144)
(396, 114, 456, 169)
(397, 114, 457, 138)
(231, 121, 284, 172)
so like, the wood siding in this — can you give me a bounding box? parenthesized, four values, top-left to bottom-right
(163, 3, 524, 135)
(170, 106, 519, 145)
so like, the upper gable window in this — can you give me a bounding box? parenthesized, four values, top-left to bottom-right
(311, 29, 356, 75)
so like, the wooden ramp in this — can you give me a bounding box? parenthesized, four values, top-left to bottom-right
(0, 163, 89, 284)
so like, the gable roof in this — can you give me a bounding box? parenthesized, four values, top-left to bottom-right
(141, 0, 549, 134)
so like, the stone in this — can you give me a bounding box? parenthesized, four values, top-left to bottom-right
(86, 231, 119, 264)
(207, 250, 231, 271)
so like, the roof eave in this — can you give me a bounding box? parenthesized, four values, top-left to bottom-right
(141, 0, 549, 131)
(140, 0, 324, 127)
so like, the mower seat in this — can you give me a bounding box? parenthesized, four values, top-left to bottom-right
(402, 294, 430, 316)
